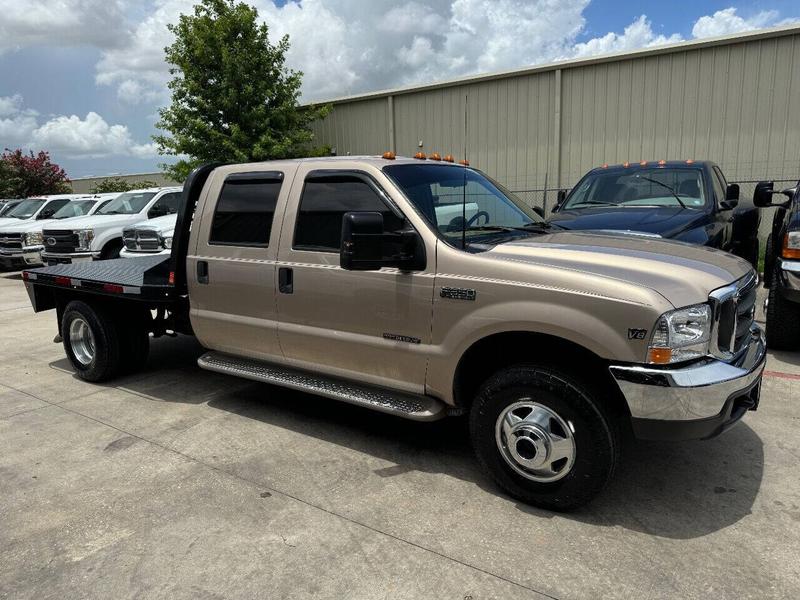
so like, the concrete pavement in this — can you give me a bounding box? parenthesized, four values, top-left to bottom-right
(1, 269, 799, 599)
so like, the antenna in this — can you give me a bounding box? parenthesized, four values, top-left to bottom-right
(462, 94, 468, 250)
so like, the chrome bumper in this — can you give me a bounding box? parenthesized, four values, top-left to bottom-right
(609, 326, 766, 437)
(0, 247, 43, 266)
(40, 251, 94, 264)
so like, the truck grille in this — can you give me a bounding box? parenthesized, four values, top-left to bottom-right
(0, 232, 22, 251)
(711, 272, 758, 358)
(123, 228, 161, 252)
(42, 229, 78, 253)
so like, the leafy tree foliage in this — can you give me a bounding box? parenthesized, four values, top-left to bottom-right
(154, 0, 330, 181)
(89, 177, 159, 194)
(0, 149, 71, 198)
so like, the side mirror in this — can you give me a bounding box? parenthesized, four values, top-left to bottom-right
(39, 209, 55, 219)
(340, 211, 425, 272)
(720, 183, 740, 210)
(532, 206, 544, 218)
(552, 189, 567, 213)
(149, 205, 168, 218)
(753, 181, 775, 207)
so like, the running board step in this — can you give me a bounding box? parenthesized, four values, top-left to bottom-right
(198, 351, 448, 421)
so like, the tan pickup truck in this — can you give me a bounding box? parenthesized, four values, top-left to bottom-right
(22, 156, 766, 510)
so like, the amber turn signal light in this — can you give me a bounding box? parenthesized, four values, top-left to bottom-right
(782, 233, 800, 259)
(382, 151, 396, 160)
(647, 347, 673, 364)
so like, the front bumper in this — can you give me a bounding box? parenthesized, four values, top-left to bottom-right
(40, 251, 95, 265)
(609, 325, 766, 440)
(776, 259, 800, 303)
(120, 247, 170, 259)
(0, 247, 43, 267)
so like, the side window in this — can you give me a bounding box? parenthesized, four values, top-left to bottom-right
(209, 174, 282, 247)
(294, 175, 403, 252)
(710, 169, 726, 205)
(149, 192, 181, 217)
(38, 199, 69, 218)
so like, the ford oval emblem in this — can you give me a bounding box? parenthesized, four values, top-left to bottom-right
(46, 237, 56, 246)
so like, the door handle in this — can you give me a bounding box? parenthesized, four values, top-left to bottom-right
(279, 267, 293, 294)
(197, 260, 209, 284)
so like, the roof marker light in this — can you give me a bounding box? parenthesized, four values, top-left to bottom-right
(443, 154, 454, 163)
(622, 162, 630, 168)
(459, 159, 470, 166)
(685, 159, 694, 164)
(381, 151, 396, 160)
(430, 152, 442, 161)
(414, 152, 427, 160)
(658, 159, 667, 166)
(639, 161, 647, 166)
(601, 164, 609, 168)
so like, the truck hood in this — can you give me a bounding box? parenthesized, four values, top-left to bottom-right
(548, 206, 707, 238)
(129, 214, 177, 235)
(0, 216, 34, 228)
(0, 218, 62, 233)
(483, 230, 752, 307)
(49, 213, 147, 231)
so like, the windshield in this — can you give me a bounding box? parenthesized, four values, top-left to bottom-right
(563, 168, 706, 210)
(52, 199, 97, 219)
(96, 191, 156, 215)
(384, 164, 544, 247)
(4, 199, 45, 219)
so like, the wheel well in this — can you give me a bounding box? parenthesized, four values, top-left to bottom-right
(452, 331, 629, 418)
(101, 237, 123, 255)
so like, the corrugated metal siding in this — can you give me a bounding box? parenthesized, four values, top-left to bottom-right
(311, 30, 800, 191)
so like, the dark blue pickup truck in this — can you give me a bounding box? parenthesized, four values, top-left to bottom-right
(548, 160, 761, 267)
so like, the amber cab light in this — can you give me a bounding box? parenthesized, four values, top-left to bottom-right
(429, 152, 442, 161)
(782, 232, 800, 259)
(459, 159, 470, 166)
(685, 159, 694, 164)
(647, 347, 673, 364)
(382, 151, 396, 160)
(443, 154, 454, 162)
(639, 160, 647, 166)
(622, 162, 630, 168)
(414, 152, 427, 160)
(658, 159, 667, 165)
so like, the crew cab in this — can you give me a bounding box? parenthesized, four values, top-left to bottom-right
(755, 180, 800, 349)
(549, 161, 761, 267)
(0, 195, 117, 269)
(40, 187, 182, 264)
(21, 157, 766, 511)
(120, 213, 177, 258)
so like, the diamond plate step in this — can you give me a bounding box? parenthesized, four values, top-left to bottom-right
(198, 351, 448, 421)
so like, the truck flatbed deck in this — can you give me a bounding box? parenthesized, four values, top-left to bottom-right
(23, 255, 175, 302)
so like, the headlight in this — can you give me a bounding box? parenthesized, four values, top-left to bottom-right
(782, 231, 800, 259)
(161, 235, 173, 249)
(75, 229, 94, 251)
(647, 304, 712, 364)
(23, 232, 43, 246)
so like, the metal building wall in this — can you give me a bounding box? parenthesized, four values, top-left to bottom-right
(309, 27, 800, 203)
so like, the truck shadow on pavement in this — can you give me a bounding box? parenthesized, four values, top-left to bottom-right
(53, 334, 765, 540)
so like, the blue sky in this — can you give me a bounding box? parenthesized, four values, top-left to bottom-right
(0, 0, 797, 179)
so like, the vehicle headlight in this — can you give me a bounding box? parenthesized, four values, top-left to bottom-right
(75, 229, 94, 251)
(161, 235, 173, 249)
(23, 232, 43, 246)
(783, 231, 800, 259)
(647, 304, 712, 364)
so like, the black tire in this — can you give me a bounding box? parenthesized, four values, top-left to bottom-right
(766, 266, 800, 350)
(469, 364, 619, 511)
(99, 240, 122, 260)
(61, 300, 123, 382)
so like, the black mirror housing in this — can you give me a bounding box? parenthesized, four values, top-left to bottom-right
(753, 181, 775, 207)
(340, 211, 425, 272)
(552, 190, 567, 213)
(149, 206, 168, 218)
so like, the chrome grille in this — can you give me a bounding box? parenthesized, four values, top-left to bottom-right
(42, 229, 78, 253)
(710, 272, 758, 359)
(0, 232, 22, 251)
(123, 228, 161, 252)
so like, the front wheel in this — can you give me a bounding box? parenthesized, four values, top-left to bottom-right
(765, 266, 800, 350)
(469, 364, 619, 511)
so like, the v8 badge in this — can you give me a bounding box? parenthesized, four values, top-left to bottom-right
(627, 328, 648, 340)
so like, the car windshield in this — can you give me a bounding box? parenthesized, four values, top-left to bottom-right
(563, 168, 707, 210)
(52, 200, 97, 219)
(96, 191, 156, 215)
(384, 164, 545, 247)
(4, 199, 45, 219)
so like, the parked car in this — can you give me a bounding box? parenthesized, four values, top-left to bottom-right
(0, 194, 85, 229)
(40, 187, 182, 264)
(120, 213, 177, 258)
(0, 199, 22, 217)
(754, 180, 800, 349)
(0, 195, 116, 269)
(22, 157, 764, 511)
(548, 161, 761, 267)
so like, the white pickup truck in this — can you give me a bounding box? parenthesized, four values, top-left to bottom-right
(120, 213, 177, 258)
(40, 187, 182, 264)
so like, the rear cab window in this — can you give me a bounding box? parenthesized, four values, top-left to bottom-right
(209, 172, 284, 247)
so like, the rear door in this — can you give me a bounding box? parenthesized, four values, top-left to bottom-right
(188, 166, 293, 361)
(274, 165, 435, 393)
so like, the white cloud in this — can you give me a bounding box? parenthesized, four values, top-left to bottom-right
(692, 8, 783, 39)
(0, 0, 129, 54)
(0, 95, 157, 159)
(571, 15, 682, 58)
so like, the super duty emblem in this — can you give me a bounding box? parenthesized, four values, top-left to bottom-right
(440, 287, 477, 301)
(628, 328, 648, 340)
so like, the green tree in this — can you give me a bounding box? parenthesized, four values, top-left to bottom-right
(154, 0, 330, 181)
(89, 177, 159, 194)
(0, 149, 70, 198)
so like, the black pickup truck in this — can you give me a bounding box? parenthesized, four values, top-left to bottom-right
(548, 160, 761, 267)
(754, 180, 800, 349)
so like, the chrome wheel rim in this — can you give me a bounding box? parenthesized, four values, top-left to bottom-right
(68, 317, 96, 366)
(495, 400, 576, 483)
